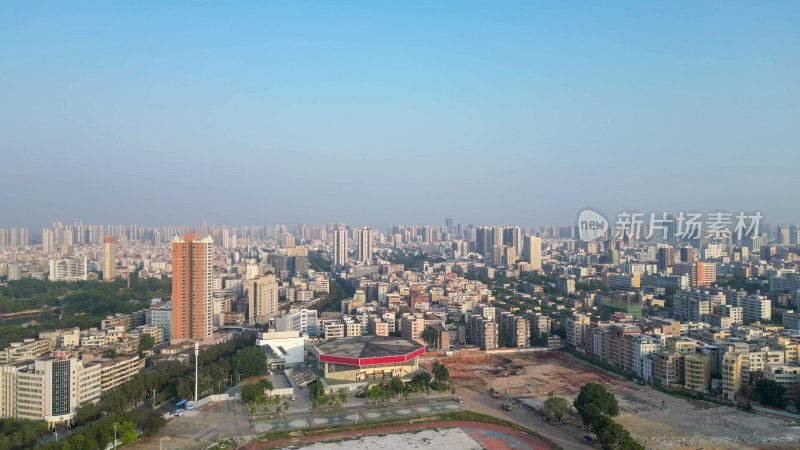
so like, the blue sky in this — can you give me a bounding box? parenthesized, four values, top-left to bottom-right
(1, 1, 798, 230)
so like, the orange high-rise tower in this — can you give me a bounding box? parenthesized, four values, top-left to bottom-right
(171, 234, 213, 341)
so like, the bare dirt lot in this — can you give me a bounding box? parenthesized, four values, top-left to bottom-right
(427, 351, 800, 449)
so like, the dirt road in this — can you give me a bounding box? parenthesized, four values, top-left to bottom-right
(454, 386, 586, 450)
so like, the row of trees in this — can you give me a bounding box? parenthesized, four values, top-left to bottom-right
(0, 418, 49, 450)
(360, 366, 453, 407)
(751, 379, 789, 409)
(241, 379, 290, 416)
(36, 409, 162, 450)
(33, 333, 261, 449)
(574, 383, 643, 450)
(308, 381, 348, 413)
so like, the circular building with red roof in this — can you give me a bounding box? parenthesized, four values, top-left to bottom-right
(311, 336, 425, 385)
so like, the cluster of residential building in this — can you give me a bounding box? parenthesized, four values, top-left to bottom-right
(3, 218, 800, 425)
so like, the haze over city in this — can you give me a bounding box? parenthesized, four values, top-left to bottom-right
(3, 3, 800, 450)
(2, 1, 799, 229)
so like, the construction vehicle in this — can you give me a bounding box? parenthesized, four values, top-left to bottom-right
(490, 387, 501, 398)
(501, 403, 512, 411)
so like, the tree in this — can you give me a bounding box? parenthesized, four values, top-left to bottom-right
(390, 376, 405, 394)
(530, 331, 549, 347)
(574, 382, 619, 420)
(596, 420, 630, 449)
(431, 361, 450, 387)
(231, 347, 268, 378)
(138, 333, 156, 354)
(309, 380, 325, 400)
(498, 331, 509, 348)
(69, 434, 85, 450)
(177, 377, 194, 400)
(338, 388, 347, 408)
(241, 382, 263, 405)
(421, 326, 439, 349)
(753, 379, 789, 409)
(258, 378, 274, 393)
(411, 371, 432, 387)
(544, 396, 573, 421)
(118, 421, 136, 444)
(102, 348, 118, 359)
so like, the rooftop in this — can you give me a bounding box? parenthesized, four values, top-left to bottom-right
(315, 335, 423, 360)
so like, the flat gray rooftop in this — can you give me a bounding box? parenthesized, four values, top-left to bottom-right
(315, 335, 423, 359)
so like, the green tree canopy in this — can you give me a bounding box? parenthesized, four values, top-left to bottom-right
(431, 361, 450, 386)
(544, 396, 573, 421)
(574, 382, 619, 420)
(138, 333, 156, 353)
(232, 346, 268, 378)
(753, 379, 789, 409)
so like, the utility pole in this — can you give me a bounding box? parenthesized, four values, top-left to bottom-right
(194, 341, 199, 406)
(151, 388, 157, 409)
(113, 423, 118, 450)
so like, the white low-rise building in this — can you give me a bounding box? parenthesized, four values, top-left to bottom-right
(256, 331, 306, 370)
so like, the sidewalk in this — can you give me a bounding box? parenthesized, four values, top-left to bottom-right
(252, 401, 464, 433)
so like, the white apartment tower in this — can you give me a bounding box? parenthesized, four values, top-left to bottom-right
(333, 228, 348, 268)
(356, 227, 374, 263)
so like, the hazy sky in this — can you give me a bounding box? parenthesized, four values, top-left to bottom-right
(2, 1, 798, 230)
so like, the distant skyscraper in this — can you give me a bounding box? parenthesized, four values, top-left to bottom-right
(171, 234, 213, 341)
(333, 228, 348, 268)
(476, 226, 503, 257)
(102, 237, 116, 282)
(20, 228, 29, 247)
(42, 228, 55, 253)
(522, 235, 542, 270)
(356, 227, 374, 263)
(503, 226, 522, 255)
(779, 225, 792, 245)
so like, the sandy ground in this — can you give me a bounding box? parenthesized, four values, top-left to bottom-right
(282, 428, 482, 450)
(429, 351, 800, 450)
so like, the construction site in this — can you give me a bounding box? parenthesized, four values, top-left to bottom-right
(426, 351, 800, 449)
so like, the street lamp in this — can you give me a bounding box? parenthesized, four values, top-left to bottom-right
(113, 423, 118, 450)
(194, 341, 199, 406)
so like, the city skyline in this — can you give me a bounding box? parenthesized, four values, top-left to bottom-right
(2, 2, 799, 228)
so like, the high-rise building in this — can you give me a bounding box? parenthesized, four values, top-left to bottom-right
(171, 234, 213, 341)
(42, 228, 55, 253)
(522, 235, 542, 270)
(673, 261, 715, 288)
(102, 237, 116, 282)
(356, 227, 374, 263)
(0, 353, 101, 427)
(657, 247, 675, 272)
(49, 255, 88, 282)
(503, 226, 523, 255)
(468, 314, 498, 350)
(19, 229, 29, 247)
(248, 274, 279, 325)
(333, 228, 348, 268)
